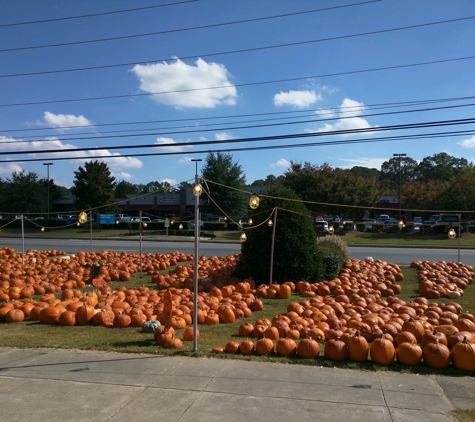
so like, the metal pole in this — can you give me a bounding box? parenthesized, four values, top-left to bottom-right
(43, 163, 53, 217)
(89, 211, 93, 252)
(393, 154, 406, 220)
(139, 210, 143, 279)
(458, 213, 461, 262)
(21, 215, 25, 270)
(191, 158, 202, 352)
(269, 207, 277, 285)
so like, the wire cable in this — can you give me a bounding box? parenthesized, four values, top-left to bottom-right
(3, 100, 475, 144)
(1, 54, 474, 108)
(3, 94, 475, 135)
(0, 1, 381, 50)
(1, 15, 474, 77)
(1, 127, 474, 164)
(0, 1, 199, 28)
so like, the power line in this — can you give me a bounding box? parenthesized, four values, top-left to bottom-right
(1, 54, 474, 108)
(0, 1, 381, 51)
(0, 1, 199, 28)
(3, 100, 475, 144)
(1, 15, 473, 77)
(3, 94, 474, 134)
(1, 128, 473, 164)
(1, 117, 474, 157)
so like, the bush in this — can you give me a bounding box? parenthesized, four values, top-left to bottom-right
(317, 235, 349, 280)
(236, 184, 322, 284)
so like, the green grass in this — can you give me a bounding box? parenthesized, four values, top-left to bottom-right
(451, 409, 475, 422)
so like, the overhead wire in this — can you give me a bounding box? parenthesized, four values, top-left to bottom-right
(4, 93, 475, 134)
(0, 1, 381, 51)
(0, 1, 199, 28)
(2, 100, 475, 144)
(1, 16, 474, 78)
(1, 126, 474, 164)
(1, 116, 474, 156)
(1, 54, 475, 108)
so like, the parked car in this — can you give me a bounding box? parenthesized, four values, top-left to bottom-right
(413, 217, 423, 232)
(152, 218, 164, 223)
(27, 216, 45, 221)
(384, 218, 399, 232)
(363, 218, 377, 232)
(116, 214, 130, 222)
(190, 220, 204, 229)
(129, 217, 151, 223)
(315, 221, 329, 232)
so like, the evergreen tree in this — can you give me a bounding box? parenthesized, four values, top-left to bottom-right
(71, 161, 117, 212)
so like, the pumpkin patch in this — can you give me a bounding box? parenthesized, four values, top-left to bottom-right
(1, 247, 475, 371)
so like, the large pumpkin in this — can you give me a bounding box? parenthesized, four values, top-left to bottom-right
(423, 339, 451, 369)
(297, 338, 320, 359)
(348, 331, 369, 362)
(396, 342, 422, 366)
(370, 335, 395, 365)
(450, 337, 475, 371)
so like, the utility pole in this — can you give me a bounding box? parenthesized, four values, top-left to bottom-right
(43, 163, 53, 217)
(393, 153, 406, 220)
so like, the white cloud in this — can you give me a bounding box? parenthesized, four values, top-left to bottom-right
(312, 98, 376, 135)
(43, 112, 93, 131)
(458, 135, 475, 148)
(0, 136, 142, 174)
(131, 58, 237, 109)
(273, 90, 321, 108)
(337, 157, 386, 169)
(270, 158, 291, 169)
(112, 171, 133, 181)
(178, 156, 195, 164)
(315, 108, 336, 118)
(155, 137, 191, 152)
(161, 178, 177, 186)
(0, 163, 23, 176)
(214, 132, 233, 140)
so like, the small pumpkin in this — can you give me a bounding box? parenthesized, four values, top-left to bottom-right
(141, 319, 161, 333)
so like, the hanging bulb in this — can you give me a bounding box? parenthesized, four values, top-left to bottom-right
(249, 195, 260, 209)
(248, 218, 253, 225)
(193, 183, 203, 196)
(41, 227, 45, 232)
(240, 232, 247, 242)
(179, 224, 183, 230)
(78, 211, 87, 224)
(267, 219, 273, 227)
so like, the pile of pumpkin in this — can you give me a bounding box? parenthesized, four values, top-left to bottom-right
(0, 248, 192, 301)
(209, 258, 475, 370)
(410, 260, 473, 299)
(0, 278, 265, 330)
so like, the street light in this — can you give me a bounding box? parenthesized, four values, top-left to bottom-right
(43, 163, 53, 217)
(393, 154, 406, 221)
(191, 158, 202, 352)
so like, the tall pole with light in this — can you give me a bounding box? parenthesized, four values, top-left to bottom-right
(393, 153, 406, 221)
(43, 163, 53, 218)
(191, 158, 202, 352)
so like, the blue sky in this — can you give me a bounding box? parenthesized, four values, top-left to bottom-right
(1, 0, 475, 189)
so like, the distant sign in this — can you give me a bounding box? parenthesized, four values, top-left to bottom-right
(97, 214, 116, 225)
(158, 198, 179, 204)
(164, 218, 170, 228)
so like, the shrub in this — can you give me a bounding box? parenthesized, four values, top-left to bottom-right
(317, 235, 350, 280)
(236, 184, 322, 284)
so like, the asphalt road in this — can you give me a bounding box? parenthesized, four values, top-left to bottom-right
(1, 236, 474, 265)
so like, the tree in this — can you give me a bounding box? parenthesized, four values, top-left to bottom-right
(379, 156, 418, 193)
(71, 161, 117, 212)
(236, 183, 322, 284)
(250, 174, 285, 186)
(282, 162, 381, 219)
(115, 180, 139, 198)
(415, 152, 469, 182)
(400, 179, 449, 223)
(439, 173, 475, 218)
(201, 152, 247, 217)
(2, 170, 47, 214)
(349, 166, 380, 179)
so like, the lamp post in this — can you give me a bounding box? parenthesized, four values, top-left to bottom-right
(393, 154, 406, 221)
(191, 158, 202, 352)
(43, 163, 53, 218)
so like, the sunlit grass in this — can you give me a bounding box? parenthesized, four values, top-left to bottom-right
(451, 409, 475, 422)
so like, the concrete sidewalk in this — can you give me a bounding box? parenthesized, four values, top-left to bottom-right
(0, 348, 473, 422)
